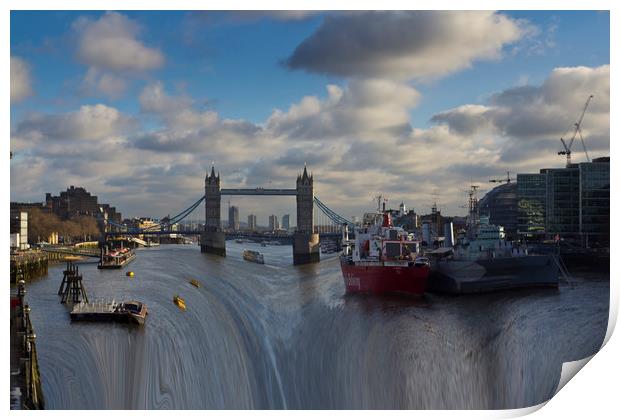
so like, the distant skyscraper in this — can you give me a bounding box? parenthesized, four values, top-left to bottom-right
(228, 205, 239, 231)
(282, 214, 290, 231)
(248, 214, 257, 231)
(269, 214, 279, 231)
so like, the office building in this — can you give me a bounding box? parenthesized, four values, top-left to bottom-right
(517, 157, 609, 247)
(248, 214, 257, 231)
(282, 214, 290, 231)
(269, 215, 279, 231)
(517, 173, 547, 238)
(228, 205, 239, 231)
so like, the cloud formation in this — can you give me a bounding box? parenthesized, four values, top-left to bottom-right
(431, 65, 610, 162)
(73, 12, 164, 98)
(286, 11, 529, 80)
(11, 64, 610, 219)
(11, 56, 33, 103)
(266, 78, 420, 140)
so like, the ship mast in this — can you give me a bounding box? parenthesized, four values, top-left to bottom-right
(467, 185, 480, 231)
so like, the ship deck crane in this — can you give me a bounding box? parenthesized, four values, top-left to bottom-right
(559, 95, 593, 167)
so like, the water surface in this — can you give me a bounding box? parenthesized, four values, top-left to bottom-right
(22, 243, 609, 409)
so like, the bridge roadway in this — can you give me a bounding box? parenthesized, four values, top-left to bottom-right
(220, 188, 297, 196)
(105, 230, 342, 239)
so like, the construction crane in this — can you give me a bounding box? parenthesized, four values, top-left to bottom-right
(559, 95, 593, 167)
(489, 171, 512, 184)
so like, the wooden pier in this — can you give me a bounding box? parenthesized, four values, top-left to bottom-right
(58, 262, 88, 304)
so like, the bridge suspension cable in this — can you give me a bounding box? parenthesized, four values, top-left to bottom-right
(106, 194, 353, 235)
(106, 195, 205, 233)
(313, 196, 355, 229)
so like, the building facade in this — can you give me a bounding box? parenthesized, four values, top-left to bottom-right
(228, 205, 239, 231)
(517, 157, 609, 247)
(269, 215, 279, 231)
(43, 186, 122, 228)
(248, 214, 257, 231)
(282, 214, 290, 231)
(517, 173, 547, 238)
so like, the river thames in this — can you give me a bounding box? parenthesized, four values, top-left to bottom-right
(20, 243, 609, 409)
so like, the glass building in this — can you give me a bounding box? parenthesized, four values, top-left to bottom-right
(517, 173, 547, 238)
(517, 157, 609, 247)
(479, 182, 518, 239)
(228, 205, 239, 231)
(579, 157, 610, 247)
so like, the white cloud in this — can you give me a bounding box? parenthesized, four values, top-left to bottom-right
(74, 12, 164, 98)
(431, 65, 610, 163)
(10, 66, 610, 219)
(15, 104, 135, 143)
(11, 56, 33, 103)
(74, 12, 164, 72)
(265, 78, 420, 140)
(83, 68, 127, 99)
(286, 11, 531, 81)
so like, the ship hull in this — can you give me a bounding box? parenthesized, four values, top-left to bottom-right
(340, 258, 430, 296)
(429, 255, 559, 294)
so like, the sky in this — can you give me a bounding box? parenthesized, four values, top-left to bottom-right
(10, 10, 610, 224)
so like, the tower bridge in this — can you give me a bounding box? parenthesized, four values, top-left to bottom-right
(103, 164, 355, 265)
(202, 165, 319, 265)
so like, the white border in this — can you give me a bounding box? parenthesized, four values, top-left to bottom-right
(4, 1, 617, 418)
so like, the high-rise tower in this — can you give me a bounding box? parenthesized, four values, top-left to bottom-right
(201, 166, 226, 255)
(293, 165, 320, 264)
(296, 165, 314, 234)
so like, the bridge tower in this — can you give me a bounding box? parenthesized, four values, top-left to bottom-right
(201, 166, 226, 256)
(293, 165, 320, 264)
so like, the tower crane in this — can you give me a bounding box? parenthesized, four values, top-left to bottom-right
(489, 171, 512, 184)
(559, 95, 593, 167)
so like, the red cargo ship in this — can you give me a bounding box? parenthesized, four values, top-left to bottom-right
(340, 209, 430, 296)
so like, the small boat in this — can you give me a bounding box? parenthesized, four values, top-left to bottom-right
(189, 279, 201, 288)
(126, 271, 135, 277)
(173, 295, 186, 311)
(243, 249, 265, 264)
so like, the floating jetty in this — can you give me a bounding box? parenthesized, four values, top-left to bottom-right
(70, 299, 147, 325)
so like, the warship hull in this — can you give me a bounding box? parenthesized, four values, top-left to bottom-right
(428, 255, 559, 294)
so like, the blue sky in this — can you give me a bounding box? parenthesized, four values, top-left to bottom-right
(10, 11, 610, 221)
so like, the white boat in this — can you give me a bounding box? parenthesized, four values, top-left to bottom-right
(242, 249, 264, 264)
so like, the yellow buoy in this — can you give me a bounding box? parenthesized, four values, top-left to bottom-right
(173, 295, 186, 311)
(126, 271, 134, 277)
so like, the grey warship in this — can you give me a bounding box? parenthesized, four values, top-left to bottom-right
(428, 186, 559, 294)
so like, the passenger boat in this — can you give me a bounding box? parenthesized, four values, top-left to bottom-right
(70, 299, 147, 325)
(189, 279, 201, 288)
(98, 247, 136, 269)
(340, 207, 430, 296)
(173, 295, 186, 311)
(321, 240, 339, 254)
(242, 249, 265, 264)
